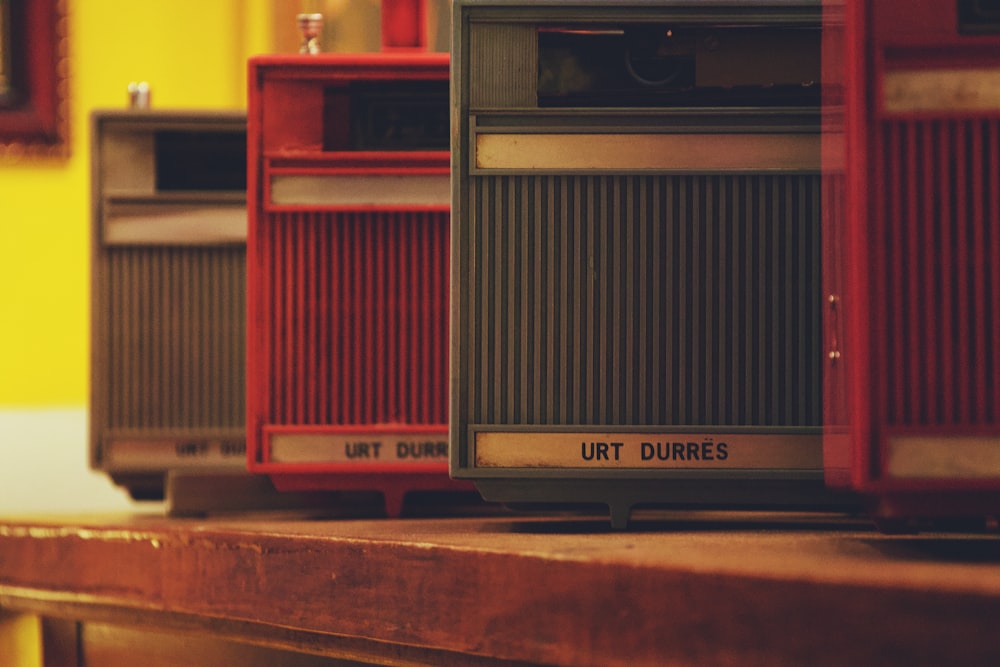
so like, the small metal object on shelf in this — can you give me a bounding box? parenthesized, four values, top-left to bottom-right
(297, 13, 323, 54)
(127, 82, 151, 109)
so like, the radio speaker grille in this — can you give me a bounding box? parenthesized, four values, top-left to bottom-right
(468, 23, 535, 108)
(261, 211, 449, 426)
(460, 173, 822, 428)
(876, 118, 1000, 427)
(102, 246, 246, 430)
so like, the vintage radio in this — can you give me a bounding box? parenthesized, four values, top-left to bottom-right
(90, 110, 249, 502)
(825, 0, 1000, 526)
(247, 53, 471, 516)
(450, 0, 850, 528)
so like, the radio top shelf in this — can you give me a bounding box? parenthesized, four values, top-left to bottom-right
(93, 110, 248, 198)
(249, 53, 450, 157)
(92, 111, 249, 245)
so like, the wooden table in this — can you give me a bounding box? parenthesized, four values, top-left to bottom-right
(1, 510, 1000, 666)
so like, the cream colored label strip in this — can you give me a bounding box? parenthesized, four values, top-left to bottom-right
(887, 435, 1000, 479)
(104, 204, 247, 245)
(270, 433, 448, 465)
(270, 174, 450, 206)
(474, 133, 819, 171)
(105, 439, 247, 470)
(474, 431, 821, 469)
(884, 68, 1000, 113)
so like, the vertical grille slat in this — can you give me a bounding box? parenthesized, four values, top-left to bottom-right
(885, 121, 904, 423)
(970, 121, 988, 423)
(548, 178, 565, 420)
(304, 214, 318, 425)
(506, 176, 518, 424)
(990, 122, 1000, 424)
(263, 211, 449, 428)
(954, 121, 971, 426)
(294, 213, 305, 424)
(877, 117, 1000, 428)
(938, 122, 956, 424)
(625, 177, 637, 423)
(465, 173, 822, 428)
(922, 122, 941, 423)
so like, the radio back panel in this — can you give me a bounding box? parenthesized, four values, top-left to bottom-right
(451, 0, 841, 527)
(90, 111, 248, 500)
(830, 0, 1000, 522)
(247, 54, 469, 516)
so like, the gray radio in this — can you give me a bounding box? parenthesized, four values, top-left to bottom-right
(450, 0, 847, 527)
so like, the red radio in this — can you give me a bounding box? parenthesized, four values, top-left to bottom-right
(246, 53, 470, 516)
(826, 0, 1000, 526)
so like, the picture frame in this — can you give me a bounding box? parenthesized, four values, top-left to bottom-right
(0, 0, 68, 158)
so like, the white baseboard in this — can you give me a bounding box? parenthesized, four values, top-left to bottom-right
(0, 408, 143, 514)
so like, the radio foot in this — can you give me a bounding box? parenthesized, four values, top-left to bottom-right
(609, 504, 632, 530)
(384, 490, 405, 519)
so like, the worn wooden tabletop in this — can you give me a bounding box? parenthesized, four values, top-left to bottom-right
(1, 510, 1000, 666)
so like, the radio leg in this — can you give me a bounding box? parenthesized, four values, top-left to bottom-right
(609, 503, 632, 531)
(384, 490, 405, 519)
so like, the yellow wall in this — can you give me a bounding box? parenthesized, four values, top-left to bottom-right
(0, 613, 41, 667)
(0, 0, 283, 406)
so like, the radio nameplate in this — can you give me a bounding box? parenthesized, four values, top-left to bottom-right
(473, 429, 822, 469)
